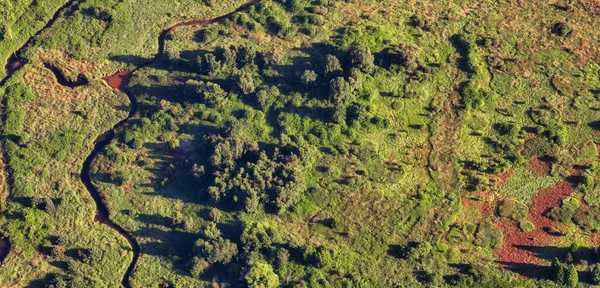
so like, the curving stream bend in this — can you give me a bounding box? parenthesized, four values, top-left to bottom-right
(83, 1, 261, 286)
(0, 0, 261, 285)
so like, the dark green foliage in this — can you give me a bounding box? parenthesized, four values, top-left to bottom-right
(538, 120, 568, 146)
(205, 134, 307, 213)
(592, 264, 600, 285)
(376, 45, 418, 71)
(240, 221, 278, 252)
(565, 264, 578, 287)
(329, 77, 352, 124)
(348, 42, 374, 73)
(553, 258, 567, 285)
(325, 54, 343, 78)
(552, 22, 571, 37)
(494, 122, 522, 138)
(193, 237, 238, 264)
(197, 27, 219, 43)
(184, 80, 228, 107)
(454, 33, 493, 110)
(198, 53, 222, 76)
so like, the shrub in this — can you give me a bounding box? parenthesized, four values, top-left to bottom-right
(184, 80, 228, 107)
(497, 199, 528, 221)
(552, 22, 571, 37)
(300, 69, 318, 86)
(244, 261, 280, 288)
(519, 221, 534, 232)
(349, 42, 374, 73)
(474, 221, 503, 249)
(546, 197, 579, 222)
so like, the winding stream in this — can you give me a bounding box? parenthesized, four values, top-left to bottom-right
(0, 0, 261, 285)
(84, 0, 261, 286)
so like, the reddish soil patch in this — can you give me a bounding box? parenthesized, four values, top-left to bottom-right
(495, 181, 575, 265)
(462, 191, 494, 216)
(103, 70, 132, 91)
(528, 157, 551, 176)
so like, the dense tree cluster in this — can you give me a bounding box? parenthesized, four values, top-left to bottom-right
(201, 133, 307, 213)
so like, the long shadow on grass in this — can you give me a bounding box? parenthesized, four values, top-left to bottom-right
(513, 245, 598, 264)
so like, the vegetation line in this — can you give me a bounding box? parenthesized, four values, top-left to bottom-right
(80, 1, 263, 286)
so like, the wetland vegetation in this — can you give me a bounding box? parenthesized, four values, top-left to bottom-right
(1, 0, 600, 287)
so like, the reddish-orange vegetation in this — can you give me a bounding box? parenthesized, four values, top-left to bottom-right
(104, 70, 133, 91)
(495, 181, 575, 265)
(528, 158, 551, 176)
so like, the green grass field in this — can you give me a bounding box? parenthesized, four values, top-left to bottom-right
(1, 0, 600, 287)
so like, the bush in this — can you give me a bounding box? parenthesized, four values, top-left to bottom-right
(519, 221, 534, 232)
(474, 221, 503, 249)
(184, 80, 228, 107)
(546, 197, 580, 222)
(244, 261, 280, 288)
(497, 199, 528, 221)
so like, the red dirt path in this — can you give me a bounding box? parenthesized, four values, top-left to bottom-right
(495, 181, 575, 265)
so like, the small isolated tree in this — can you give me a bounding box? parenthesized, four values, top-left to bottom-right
(185, 80, 227, 107)
(198, 53, 221, 76)
(244, 261, 280, 288)
(565, 264, 578, 287)
(552, 258, 566, 285)
(349, 42, 374, 73)
(300, 70, 318, 86)
(592, 264, 600, 285)
(325, 54, 343, 78)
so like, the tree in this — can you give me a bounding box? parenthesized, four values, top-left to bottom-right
(244, 261, 280, 288)
(184, 80, 227, 107)
(300, 70, 318, 86)
(194, 237, 238, 264)
(219, 45, 237, 69)
(329, 77, 352, 124)
(592, 264, 600, 285)
(209, 208, 221, 222)
(325, 54, 343, 78)
(235, 70, 258, 95)
(565, 264, 578, 287)
(349, 42, 374, 73)
(240, 221, 277, 252)
(199, 53, 221, 76)
(329, 77, 352, 104)
(238, 45, 257, 67)
(552, 258, 566, 285)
